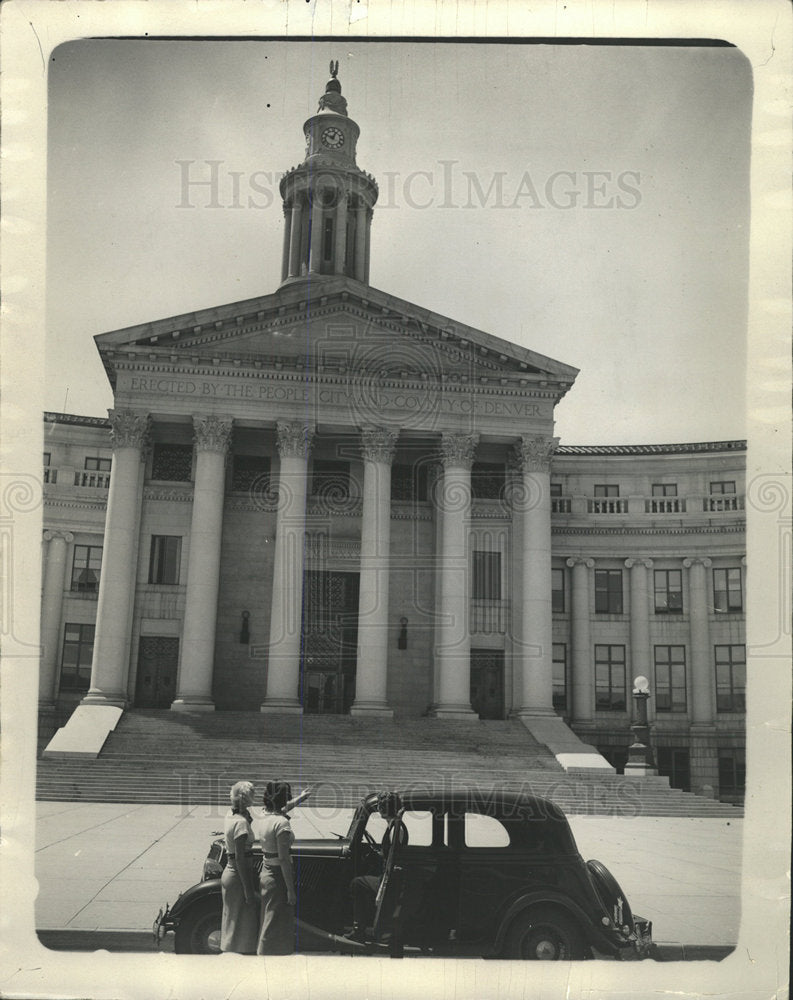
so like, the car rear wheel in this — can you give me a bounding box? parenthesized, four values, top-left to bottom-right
(174, 900, 223, 955)
(503, 906, 589, 960)
(586, 859, 634, 932)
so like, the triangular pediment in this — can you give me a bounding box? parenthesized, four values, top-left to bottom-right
(95, 276, 578, 396)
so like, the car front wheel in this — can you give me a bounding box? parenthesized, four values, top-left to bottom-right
(503, 906, 589, 960)
(173, 900, 223, 955)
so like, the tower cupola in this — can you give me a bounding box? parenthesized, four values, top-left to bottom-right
(279, 62, 378, 284)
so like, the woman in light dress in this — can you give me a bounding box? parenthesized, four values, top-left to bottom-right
(253, 779, 310, 955)
(220, 780, 260, 953)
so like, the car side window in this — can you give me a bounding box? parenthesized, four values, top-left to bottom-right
(364, 809, 434, 847)
(463, 812, 511, 848)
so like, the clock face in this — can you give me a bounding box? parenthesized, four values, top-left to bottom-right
(321, 126, 345, 149)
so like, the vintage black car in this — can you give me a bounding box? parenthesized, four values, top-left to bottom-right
(154, 789, 652, 960)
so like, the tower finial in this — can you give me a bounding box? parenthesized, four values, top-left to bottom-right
(317, 59, 347, 115)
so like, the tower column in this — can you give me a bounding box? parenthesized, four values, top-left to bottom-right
(261, 421, 315, 713)
(172, 415, 232, 712)
(281, 204, 292, 281)
(364, 208, 373, 283)
(333, 190, 348, 275)
(686, 557, 714, 724)
(625, 558, 654, 721)
(83, 409, 149, 708)
(288, 196, 304, 278)
(354, 203, 367, 281)
(567, 557, 595, 723)
(430, 433, 479, 720)
(39, 530, 74, 707)
(512, 436, 558, 717)
(309, 194, 324, 274)
(351, 427, 399, 716)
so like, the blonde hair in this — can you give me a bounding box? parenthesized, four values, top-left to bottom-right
(230, 780, 255, 811)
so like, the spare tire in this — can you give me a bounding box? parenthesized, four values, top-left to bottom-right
(586, 859, 634, 933)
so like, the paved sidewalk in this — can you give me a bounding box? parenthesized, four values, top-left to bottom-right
(34, 802, 741, 950)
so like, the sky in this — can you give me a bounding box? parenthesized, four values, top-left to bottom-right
(45, 39, 753, 445)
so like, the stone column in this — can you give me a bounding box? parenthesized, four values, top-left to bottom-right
(171, 415, 232, 712)
(309, 194, 324, 274)
(83, 410, 149, 707)
(39, 530, 74, 707)
(512, 436, 558, 717)
(354, 204, 367, 282)
(685, 557, 714, 724)
(281, 204, 292, 281)
(261, 421, 315, 713)
(566, 557, 595, 723)
(351, 427, 399, 716)
(288, 197, 303, 277)
(625, 558, 653, 722)
(333, 190, 348, 276)
(364, 209, 373, 284)
(430, 432, 479, 720)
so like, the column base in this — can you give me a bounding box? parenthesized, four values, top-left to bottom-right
(510, 707, 557, 719)
(350, 701, 394, 718)
(260, 698, 303, 715)
(170, 697, 215, 713)
(429, 704, 479, 721)
(81, 691, 127, 709)
(624, 763, 659, 777)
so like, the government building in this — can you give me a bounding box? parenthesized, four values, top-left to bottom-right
(40, 69, 746, 804)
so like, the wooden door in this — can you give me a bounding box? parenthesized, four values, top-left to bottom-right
(135, 636, 179, 708)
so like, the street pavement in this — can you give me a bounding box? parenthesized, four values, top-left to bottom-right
(32, 801, 741, 957)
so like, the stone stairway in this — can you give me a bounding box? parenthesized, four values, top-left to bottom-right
(36, 710, 742, 817)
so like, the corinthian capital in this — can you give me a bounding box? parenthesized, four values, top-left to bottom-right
(439, 433, 479, 470)
(513, 435, 559, 474)
(276, 421, 315, 459)
(109, 409, 150, 451)
(360, 427, 399, 464)
(193, 414, 233, 454)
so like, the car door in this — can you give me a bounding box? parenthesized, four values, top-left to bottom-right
(453, 809, 517, 945)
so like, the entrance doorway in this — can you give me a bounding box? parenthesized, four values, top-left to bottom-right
(135, 636, 179, 708)
(470, 649, 505, 719)
(300, 570, 359, 714)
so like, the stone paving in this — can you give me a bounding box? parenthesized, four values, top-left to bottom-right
(33, 801, 741, 947)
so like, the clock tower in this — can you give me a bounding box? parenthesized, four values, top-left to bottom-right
(279, 62, 379, 284)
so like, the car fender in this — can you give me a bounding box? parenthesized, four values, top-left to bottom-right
(166, 878, 222, 924)
(493, 890, 611, 955)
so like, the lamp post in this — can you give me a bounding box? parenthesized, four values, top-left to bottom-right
(624, 676, 657, 776)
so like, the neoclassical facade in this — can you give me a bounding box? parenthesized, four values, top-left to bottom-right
(40, 70, 746, 802)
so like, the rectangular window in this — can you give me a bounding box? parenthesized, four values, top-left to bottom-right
(594, 484, 619, 497)
(149, 536, 182, 585)
(43, 452, 51, 466)
(594, 569, 623, 614)
(656, 747, 691, 792)
(595, 644, 626, 710)
(472, 550, 501, 601)
(651, 484, 678, 497)
(471, 462, 506, 501)
(718, 747, 746, 798)
(713, 567, 743, 613)
(552, 643, 567, 711)
(311, 459, 350, 500)
(551, 568, 565, 613)
(231, 454, 271, 493)
(654, 645, 687, 712)
(60, 623, 95, 691)
(84, 457, 112, 472)
(151, 443, 193, 482)
(654, 569, 683, 613)
(715, 645, 746, 712)
(550, 482, 562, 497)
(710, 481, 736, 495)
(71, 544, 103, 593)
(391, 462, 429, 502)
